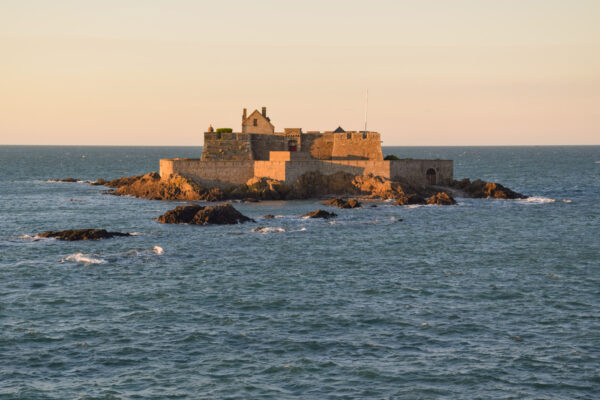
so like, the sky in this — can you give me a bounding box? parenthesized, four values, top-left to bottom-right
(1, 0, 599, 146)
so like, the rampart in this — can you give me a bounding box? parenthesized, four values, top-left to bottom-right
(160, 153, 453, 187)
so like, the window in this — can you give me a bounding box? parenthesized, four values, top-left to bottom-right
(253, 119, 257, 126)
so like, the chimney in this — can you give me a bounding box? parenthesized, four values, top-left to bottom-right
(242, 108, 247, 120)
(262, 107, 267, 117)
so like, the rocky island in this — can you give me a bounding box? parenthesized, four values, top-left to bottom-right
(57, 106, 527, 207)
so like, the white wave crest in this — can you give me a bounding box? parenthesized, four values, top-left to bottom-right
(19, 234, 51, 241)
(61, 253, 106, 265)
(129, 232, 142, 236)
(252, 227, 286, 234)
(520, 197, 556, 204)
(595, 161, 600, 164)
(153, 245, 164, 255)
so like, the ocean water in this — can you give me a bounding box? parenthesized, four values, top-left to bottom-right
(0, 145, 599, 399)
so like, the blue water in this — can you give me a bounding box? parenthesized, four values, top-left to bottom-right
(1, 146, 599, 399)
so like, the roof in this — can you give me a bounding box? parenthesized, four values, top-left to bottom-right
(333, 126, 345, 133)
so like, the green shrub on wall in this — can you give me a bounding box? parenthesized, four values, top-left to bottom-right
(384, 154, 400, 160)
(216, 128, 233, 133)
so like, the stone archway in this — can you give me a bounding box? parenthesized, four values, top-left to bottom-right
(426, 168, 437, 185)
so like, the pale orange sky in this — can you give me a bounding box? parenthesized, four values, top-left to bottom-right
(1, 0, 599, 145)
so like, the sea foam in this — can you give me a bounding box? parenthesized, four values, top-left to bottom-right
(520, 197, 556, 204)
(153, 245, 164, 255)
(61, 253, 106, 265)
(252, 227, 286, 233)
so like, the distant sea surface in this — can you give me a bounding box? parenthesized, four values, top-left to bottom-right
(1, 146, 599, 399)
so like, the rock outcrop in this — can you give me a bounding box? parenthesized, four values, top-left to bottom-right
(321, 198, 361, 209)
(91, 171, 527, 203)
(426, 192, 457, 205)
(38, 229, 131, 241)
(49, 177, 78, 182)
(302, 210, 337, 219)
(156, 204, 253, 225)
(450, 178, 527, 199)
(92, 172, 225, 201)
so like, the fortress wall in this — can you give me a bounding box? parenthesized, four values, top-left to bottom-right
(283, 160, 391, 184)
(250, 134, 287, 160)
(253, 161, 287, 181)
(160, 158, 454, 188)
(389, 159, 454, 185)
(303, 133, 334, 160)
(202, 132, 252, 161)
(160, 159, 255, 187)
(331, 133, 383, 160)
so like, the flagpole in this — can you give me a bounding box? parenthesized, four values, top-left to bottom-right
(364, 88, 369, 133)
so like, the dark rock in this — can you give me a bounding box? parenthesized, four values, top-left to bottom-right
(302, 209, 337, 219)
(242, 197, 259, 203)
(90, 178, 107, 186)
(395, 193, 426, 206)
(156, 204, 254, 225)
(38, 229, 131, 241)
(50, 177, 78, 182)
(426, 192, 457, 205)
(321, 198, 361, 209)
(450, 178, 527, 199)
(263, 214, 276, 219)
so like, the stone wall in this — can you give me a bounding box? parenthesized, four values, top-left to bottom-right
(202, 132, 252, 161)
(284, 160, 387, 184)
(161, 157, 453, 188)
(160, 159, 255, 187)
(303, 133, 335, 160)
(249, 134, 287, 160)
(331, 132, 383, 160)
(389, 159, 454, 185)
(253, 161, 286, 181)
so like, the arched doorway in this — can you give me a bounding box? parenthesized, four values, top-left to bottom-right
(288, 139, 298, 152)
(426, 168, 437, 185)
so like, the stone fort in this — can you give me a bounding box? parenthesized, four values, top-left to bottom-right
(160, 107, 453, 187)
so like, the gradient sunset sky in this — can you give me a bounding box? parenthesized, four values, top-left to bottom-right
(1, 0, 599, 145)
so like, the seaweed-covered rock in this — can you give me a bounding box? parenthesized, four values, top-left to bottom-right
(321, 198, 361, 209)
(395, 193, 426, 206)
(450, 178, 527, 199)
(38, 229, 131, 241)
(49, 177, 78, 182)
(156, 204, 253, 225)
(302, 209, 337, 219)
(92, 172, 225, 201)
(426, 192, 456, 205)
(263, 214, 276, 219)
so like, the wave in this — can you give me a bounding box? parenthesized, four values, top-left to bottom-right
(519, 197, 556, 204)
(595, 161, 600, 164)
(61, 253, 106, 265)
(252, 227, 286, 234)
(19, 234, 52, 242)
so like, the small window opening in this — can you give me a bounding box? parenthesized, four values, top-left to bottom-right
(253, 119, 257, 126)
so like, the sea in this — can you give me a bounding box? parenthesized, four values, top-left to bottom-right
(0, 145, 598, 399)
